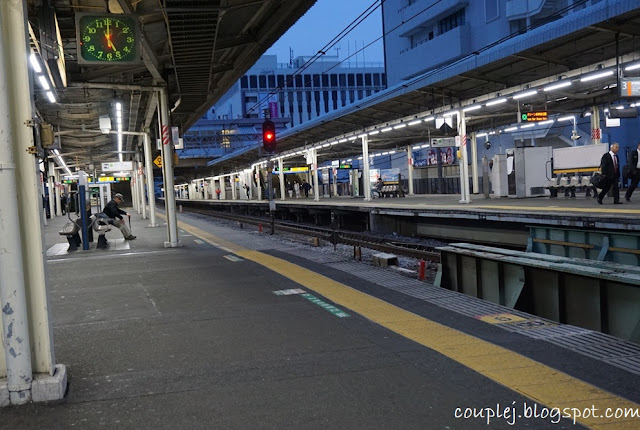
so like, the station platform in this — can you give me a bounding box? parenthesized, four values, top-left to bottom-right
(3, 208, 640, 428)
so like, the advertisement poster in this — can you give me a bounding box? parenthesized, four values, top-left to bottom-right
(369, 169, 380, 184)
(413, 148, 456, 167)
(381, 168, 400, 182)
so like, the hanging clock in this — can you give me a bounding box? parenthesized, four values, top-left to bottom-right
(75, 13, 141, 65)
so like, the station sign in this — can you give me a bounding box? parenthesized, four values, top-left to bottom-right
(339, 164, 352, 169)
(102, 161, 133, 172)
(521, 111, 548, 122)
(430, 137, 456, 148)
(620, 77, 640, 97)
(274, 166, 309, 173)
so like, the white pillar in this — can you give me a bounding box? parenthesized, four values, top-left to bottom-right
(130, 177, 138, 212)
(278, 158, 285, 200)
(1, 0, 58, 403)
(312, 149, 320, 201)
(362, 136, 372, 201)
(406, 145, 414, 195)
(332, 168, 338, 197)
(231, 174, 237, 200)
(47, 162, 55, 218)
(591, 106, 601, 145)
(470, 132, 479, 194)
(220, 177, 227, 200)
(458, 111, 471, 203)
(54, 169, 62, 216)
(143, 132, 157, 227)
(257, 166, 263, 201)
(138, 160, 146, 219)
(159, 88, 180, 247)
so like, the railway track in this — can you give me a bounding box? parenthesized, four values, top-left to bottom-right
(184, 207, 441, 262)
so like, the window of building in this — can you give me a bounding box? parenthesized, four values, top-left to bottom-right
(241, 76, 248, 89)
(485, 0, 498, 22)
(349, 90, 355, 103)
(322, 74, 329, 87)
(347, 74, 354, 87)
(245, 96, 258, 103)
(438, 8, 465, 35)
(323, 91, 329, 112)
(249, 75, 257, 89)
(356, 74, 363, 86)
(339, 74, 346, 86)
(357, 90, 363, 99)
(330, 74, 338, 87)
(304, 74, 312, 88)
(382, 74, 387, 87)
(295, 75, 302, 87)
(312, 74, 320, 87)
(258, 75, 266, 88)
(373, 74, 380, 86)
(268, 75, 275, 88)
(364, 74, 372, 86)
(286, 75, 293, 88)
(277, 75, 285, 88)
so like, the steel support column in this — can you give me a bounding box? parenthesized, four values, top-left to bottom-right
(458, 111, 471, 203)
(143, 131, 157, 227)
(406, 145, 414, 195)
(158, 89, 180, 247)
(361, 135, 371, 201)
(278, 158, 285, 200)
(471, 132, 479, 194)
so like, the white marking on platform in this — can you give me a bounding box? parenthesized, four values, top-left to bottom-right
(273, 288, 306, 296)
(47, 243, 70, 256)
(223, 254, 243, 262)
(194, 239, 204, 244)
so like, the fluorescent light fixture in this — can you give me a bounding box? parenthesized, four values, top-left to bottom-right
(408, 119, 422, 126)
(476, 132, 488, 138)
(369, 130, 380, 135)
(423, 116, 435, 122)
(538, 119, 554, 125)
(584, 112, 592, 116)
(346, 159, 352, 162)
(443, 111, 458, 117)
(381, 127, 393, 132)
(357, 133, 368, 138)
(357, 156, 363, 160)
(46, 91, 56, 103)
(543, 81, 572, 92)
(38, 75, 50, 90)
(330, 140, 339, 145)
(625, 62, 640, 71)
(520, 124, 535, 129)
(389, 151, 396, 154)
(382, 152, 389, 155)
(393, 124, 406, 129)
(486, 98, 507, 106)
(462, 105, 481, 112)
(513, 90, 537, 99)
(580, 70, 613, 82)
(421, 144, 429, 148)
(30, 53, 42, 73)
(348, 136, 358, 141)
(322, 143, 330, 148)
(413, 145, 421, 150)
(615, 105, 625, 110)
(504, 126, 518, 132)
(604, 108, 609, 113)
(557, 115, 575, 122)
(339, 138, 348, 143)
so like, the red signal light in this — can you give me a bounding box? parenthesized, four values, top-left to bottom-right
(262, 120, 276, 152)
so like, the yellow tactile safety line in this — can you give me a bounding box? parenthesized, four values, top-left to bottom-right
(174, 217, 639, 429)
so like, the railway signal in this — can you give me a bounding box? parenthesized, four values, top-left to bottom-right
(262, 120, 276, 153)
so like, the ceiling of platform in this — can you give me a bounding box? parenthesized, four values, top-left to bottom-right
(207, 5, 640, 174)
(27, 0, 316, 171)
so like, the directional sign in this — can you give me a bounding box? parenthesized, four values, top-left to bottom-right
(521, 111, 548, 122)
(153, 156, 162, 168)
(620, 77, 640, 97)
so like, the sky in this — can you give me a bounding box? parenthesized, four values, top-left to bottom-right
(265, 0, 384, 66)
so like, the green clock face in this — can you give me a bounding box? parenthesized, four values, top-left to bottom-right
(78, 15, 138, 63)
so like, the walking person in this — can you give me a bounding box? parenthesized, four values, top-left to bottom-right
(101, 193, 136, 239)
(598, 143, 622, 205)
(625, 142, 640, 202)
(294, 181, 300, 198)
(244, 183, 250, 199)
(302, 179, 312, 197)
(287, 182, 294, 198)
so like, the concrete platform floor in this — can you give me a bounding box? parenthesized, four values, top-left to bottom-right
(1, 208, 639, 429)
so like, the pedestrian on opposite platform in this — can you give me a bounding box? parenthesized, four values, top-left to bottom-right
(215, 187, 221, 199)
(598, 142, 622, 205)
(102, 193, 136, 240)
(244, 184, 250, 199)
(294, 181, 300, 198)
(302, 180, 312, 197)
(624, 142, 640, 202)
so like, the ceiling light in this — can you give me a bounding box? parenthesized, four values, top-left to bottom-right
(322, 143, 330, 148)
(580, 70, 613, 82)
(424, 116, 435, 121)
(557, 115, 575, 122)
(393, 124, 406, 129)
(357, 133, 367, 138)
(538, 119, 554, 125)
(330, 140, 339, 145)
(625, 62, 640, 71)
(348, 136, 358, 141)
(462, 105, 481, 112)
(389, 151, 396, 154)
(46, 91, 56, 103)
(369, 130, 380, 135)
(520, 124, 535, 129)
(413, 145, 421, 150)
(513, 90, 537, 99)
(38, 75, 50, 90)
(381, 127, 392, 132)
(443, 111, 458, 117)
(382, 152, 389, 155)
(543, 81, 572, 91)
(504, 126, 518, 132)
(421, 144, 429, 148)
(408, 119, 422, 126)
(615, 105, 625, 110)
(476, 132, 488, 137)
(485, 98, 507, 107)
(30, 53, 42, 73)
(339, 138, 348, 143)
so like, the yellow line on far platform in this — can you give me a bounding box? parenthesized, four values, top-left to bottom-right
(175, 217, 640, 429)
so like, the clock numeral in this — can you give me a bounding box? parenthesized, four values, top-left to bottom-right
(123, 46, 131, 53)
(88, 28, 97, 34)
(95, 21, 104, 28)
(116, 51, 122, 59)
(97, 51, 104, 59)
(83, 36, 91, 42)
(87, 45, 95, 52)
(127, 37, 134, 43)
(122, 27, 130, 34)
(107, 53, 113, 60)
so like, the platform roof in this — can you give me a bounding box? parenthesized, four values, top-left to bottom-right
(28, 0, 316, 170)
(207, 1, 640, 174)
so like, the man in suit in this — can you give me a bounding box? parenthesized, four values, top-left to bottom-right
(598, 142, 622, 204)
(624, 142, 640, 202)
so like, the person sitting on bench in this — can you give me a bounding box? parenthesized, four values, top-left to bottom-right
(101, 193, 136, 240)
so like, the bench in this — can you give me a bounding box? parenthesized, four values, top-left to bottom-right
(58, 217, 82, 252)
(376, 183, 406, 198)
(92, 215, 113, 249)
(546, 175, 597, 198)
